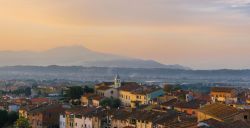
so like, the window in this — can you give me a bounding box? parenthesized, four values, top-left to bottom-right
(244, 115, 248, 120)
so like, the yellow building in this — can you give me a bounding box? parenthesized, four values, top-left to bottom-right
(119, 84, 165, 108)
(210, 87, 237, 103)
(19, 108, 28, 118)
(118, 83, 142, 107)
(246, 98, 250, 104)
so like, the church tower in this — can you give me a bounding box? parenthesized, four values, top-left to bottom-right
(114, 74, 121, 88)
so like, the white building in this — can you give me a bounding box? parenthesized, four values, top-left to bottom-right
(74, 115, 92, 128)
(59, 115, 66, 128)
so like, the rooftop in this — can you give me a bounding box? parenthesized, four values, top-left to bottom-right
(198, 103, 240, 121)
(31, 98, 50, 104)
(211, 87, 235, 93)
(174, 99, 207, 109)
(118, 83, 142, 92)
(29, 104, 63, 114)
(96, 86, 112, 91)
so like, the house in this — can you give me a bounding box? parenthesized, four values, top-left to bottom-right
(129, 111, 165, 128)
(110, 109, 131, 128)
(27, 104, 65, 128)
(95, 86, 119, 99)
(210, 87, 238, 104)
(198, 118, 250, 128)
(31, 97, 50, 105)
(155, 112, 197, 128)
(80, 94, 105, 107)
(197, 103, 250, 122)
(19, 104, 43, 118)
(60, 106, 97, 128)
(160, 98, 178, 110)
(8, 104, 20, 112)
(81, 93, 95, 106)
(59, 106, 110, 128)
(13, 98, 31, 105)
(118, 83, 142, 107)
(119, 84, 164, 107)
(174, 99, 207, 116)
(92, 95, 105, 107)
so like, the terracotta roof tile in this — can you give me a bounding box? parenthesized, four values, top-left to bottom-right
(198, 103, 240, 120)
(211, 87, 235, 93)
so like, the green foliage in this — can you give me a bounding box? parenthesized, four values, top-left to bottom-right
(15, 117, 30, 128)
(0, 110, 18, 127)
(83, 86, 94, 93)
(0, 110, 8, 127)
(7, 112, 19, 125)
(11, 87, 31, 96)
(178, 93, 186, 102)
(67, 86, 84, 99)
(100, 98, 121, 108)
(163, 84, 183, 93)
(163, 84, 173, 93)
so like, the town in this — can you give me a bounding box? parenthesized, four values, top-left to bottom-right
(0, 74, 250, 128)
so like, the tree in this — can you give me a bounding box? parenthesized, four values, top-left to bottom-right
(163, 84, 173, 93)
(24, 87, 31, 97)
(0, 110, 8, 127)
(111, 99, 121, 108)
(7, 111, 19, 125)
(15, 117, 30, 128)
(67, 86, 83, 99)
(0, 110, 19, 127)
(83, 86, 94, 93)
(100, 98, 121, 108)
(178, 93, 186, 102)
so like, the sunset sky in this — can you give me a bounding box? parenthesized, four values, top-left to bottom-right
(0, 0, 250, 69)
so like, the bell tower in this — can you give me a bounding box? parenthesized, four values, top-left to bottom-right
(114, 74, 121, 88)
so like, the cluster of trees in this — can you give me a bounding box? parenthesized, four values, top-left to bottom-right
(14, 117, 30, 128)
(66, 86, 94, 99)
(100, 98, 121, 108)
(11, 87, 32, 96)
(0, 110, 19, 127)
(163, 84, 186, 101)
(163, 84, 182, 93)
(0, 87, 32, 97)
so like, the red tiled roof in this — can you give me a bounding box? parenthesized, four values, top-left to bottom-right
(118, 83, 141, 91)
(92, 96, 105, 101)
(174, 99, 207, 109)
(211, 87, 235, 93)
(31, 98, 50, 104)
(96, 86, 112, 91)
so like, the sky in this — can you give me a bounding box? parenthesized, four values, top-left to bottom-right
(0, 0, 250, 69)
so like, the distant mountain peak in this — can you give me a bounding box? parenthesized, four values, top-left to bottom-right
(0, 45, 189, 69)
(45, 45, 92, 53)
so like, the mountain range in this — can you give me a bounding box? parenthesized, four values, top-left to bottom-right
(0, 46, 189, 69)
